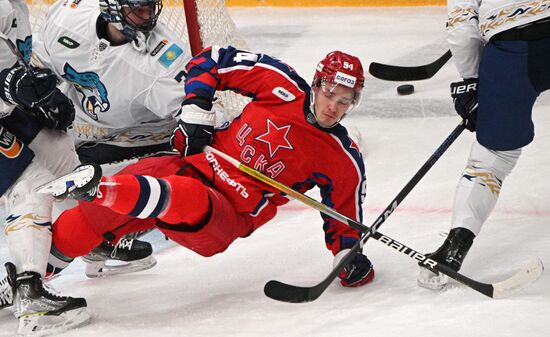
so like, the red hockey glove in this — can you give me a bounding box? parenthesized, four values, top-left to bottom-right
(450, 78, 478, 132)
(170, 98, 215, 157)
(334, 249, 375, 288)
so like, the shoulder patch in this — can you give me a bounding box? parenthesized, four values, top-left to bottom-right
(272, 87, 296, 102)
(151, 39, 168, 56)
(158, 43, 183, 68)
(58, 36, 80, 49)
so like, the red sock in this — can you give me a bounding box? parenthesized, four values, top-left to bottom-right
(95, 174, 210, 225)
(53, 207, 103, 258)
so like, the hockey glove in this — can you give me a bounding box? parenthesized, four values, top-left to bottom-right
(450, 78, 478, 132)
(0, 66, 58, 109)
(33, 89, 76, 130)
(170, 98, 215, 157)
(334, 249, 375, 288)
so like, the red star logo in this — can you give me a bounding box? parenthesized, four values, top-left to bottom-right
(255, 119, 294, 158)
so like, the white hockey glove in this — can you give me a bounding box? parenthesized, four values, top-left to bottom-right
(170, 98, 215, 157)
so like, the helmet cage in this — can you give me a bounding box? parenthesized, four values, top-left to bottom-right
(99, 0, 162, 41)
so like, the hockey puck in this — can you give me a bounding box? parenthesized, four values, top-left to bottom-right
(397, 84, 414, 95)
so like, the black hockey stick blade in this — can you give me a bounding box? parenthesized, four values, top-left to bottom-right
(265, 231, 544, 302)
(264, 281, 319, 303)
(264, 242, 364, 303)
(369, 49, 452, 81)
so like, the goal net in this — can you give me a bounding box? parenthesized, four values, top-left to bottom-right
(28, 0, 250, 116)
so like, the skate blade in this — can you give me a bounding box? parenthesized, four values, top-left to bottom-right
(34, 165, 95, 196)
(83, 255, 157, 278)
(417, 267, 449, 290)
(17, 307, 91, 336)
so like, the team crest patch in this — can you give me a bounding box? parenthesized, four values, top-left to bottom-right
(151, 39, 168, 56)
(158, 44, 183, 68)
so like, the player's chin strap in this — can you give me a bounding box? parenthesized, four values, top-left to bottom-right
(131, 31, 150, 53)
(114, 22, 150, 53)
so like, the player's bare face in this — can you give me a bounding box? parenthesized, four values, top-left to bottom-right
(313, 82, 356, 128)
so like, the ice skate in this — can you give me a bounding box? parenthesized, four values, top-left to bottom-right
(5, 262, 91, 336)
(35, 163, 102, 201)
(82, 237, 157, 278)
(417, 227, 475, 290)
(0, 274, 12, 309)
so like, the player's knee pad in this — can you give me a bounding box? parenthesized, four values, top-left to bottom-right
(29, 128, 80, 176)
(463, 141, 521, 197)
(3, 162, 55, 232)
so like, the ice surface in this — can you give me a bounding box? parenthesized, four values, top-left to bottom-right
(1, 6, 548, 337)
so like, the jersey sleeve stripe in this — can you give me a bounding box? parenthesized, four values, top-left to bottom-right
(330, 134, 366, 222)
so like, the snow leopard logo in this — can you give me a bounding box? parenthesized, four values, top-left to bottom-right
(16, 36, 32, 64)
(62, 63, 110, 120)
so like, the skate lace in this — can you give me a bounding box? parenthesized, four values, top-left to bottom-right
(89, 185, 102, 199)
(41, 280, 66, 300)
(110, 238, 134, 258)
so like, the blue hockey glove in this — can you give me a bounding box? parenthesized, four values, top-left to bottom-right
(450, 78, 478, 132)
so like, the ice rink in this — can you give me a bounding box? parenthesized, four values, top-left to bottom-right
(1, 6, 549, 337)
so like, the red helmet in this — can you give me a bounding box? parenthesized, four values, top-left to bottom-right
(313, 51, 365, 92)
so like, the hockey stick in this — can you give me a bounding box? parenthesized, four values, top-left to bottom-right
(0, 32, 39, 81)
(369, 49, 452, 81)
(205, 124, 543, 301)
(0, 33, 51, 118)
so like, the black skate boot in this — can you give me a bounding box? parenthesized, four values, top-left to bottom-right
(5, 262, 91, 336)
(35, 163, 102, 201)
(417, 227, 475, 290)
(81, 237, 157, 278)
(0, 274, 12, 309)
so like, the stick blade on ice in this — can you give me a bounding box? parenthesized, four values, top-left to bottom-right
(491, 258, 544, 299)
(264, 280, 322, 303)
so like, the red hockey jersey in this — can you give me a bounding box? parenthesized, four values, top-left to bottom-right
(183, 46, 367, 254)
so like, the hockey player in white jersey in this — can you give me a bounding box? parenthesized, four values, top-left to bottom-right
(33, 0, 190, 164)
(418, 0, 550, 289)
(31, 0, 198, 278)
(0, 0, 91, 334)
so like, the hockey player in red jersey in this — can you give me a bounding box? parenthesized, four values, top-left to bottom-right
(39, 46, 374, 289)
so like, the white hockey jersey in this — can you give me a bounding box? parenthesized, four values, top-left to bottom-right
(447, 0, 550, 78)
(0, 0, 32, 117)
(33, 0, 189, 148)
